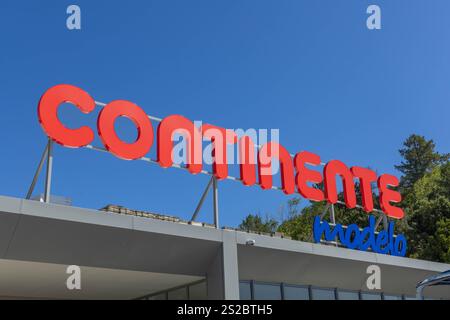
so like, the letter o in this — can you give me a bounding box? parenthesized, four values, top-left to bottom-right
(394, 235, 407, 257)
(97, 100, 153, 160)
(344, 224, 361, 249)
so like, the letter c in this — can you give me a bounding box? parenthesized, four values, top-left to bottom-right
(38, 84, 95, 147)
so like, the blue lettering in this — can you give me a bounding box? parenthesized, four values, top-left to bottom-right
(313, 215, 406, 257)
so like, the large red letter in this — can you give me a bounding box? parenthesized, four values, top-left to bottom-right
(258, 142, 295, 195)
(351, 166, 377, 212)
(38, 84, 95, 147)
(97, 100, 154, 160)
(377, 174, 404, 219)
(239, 136, 256, 186)
(294, 151, 324, 201)
(202, 124, 237, 180)
(157, 115, 202, 174)
(323, 160, 357, 208)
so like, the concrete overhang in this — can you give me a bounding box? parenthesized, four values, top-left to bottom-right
(0, 195, 449, 299)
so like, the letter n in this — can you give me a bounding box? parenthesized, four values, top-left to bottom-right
(323, 160, 357, 208)
(258, 142, 295, 194)
(157, 115, 202, 174)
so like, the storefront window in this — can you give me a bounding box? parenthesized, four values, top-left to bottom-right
(310, 287, 336, 300)
(253, 282, 282, 300)
(361, 292, 382, 300)
(238, 280, 429, 301)
(239, 281, 252, 300)
(337, 290, 359, 300)
(283, 285, 309, 300)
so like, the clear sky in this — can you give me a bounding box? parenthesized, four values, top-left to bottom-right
(0, 0, 449, 227)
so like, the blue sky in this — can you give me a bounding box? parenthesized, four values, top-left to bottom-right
(0, 0, 449, 227)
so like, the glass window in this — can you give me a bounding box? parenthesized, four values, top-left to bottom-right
(253, 282, 282, 300)
(404, 296, 418, 300)
(147, 292, 167, 300)
(189, 282, 207, 300)
(311, 287, 336, 300)
(168, 287, 188, 300)
(337, 290, 359, 300)
(383, 294, 402, 300)
(283, 285, 310, 300)
(361, 292, 382, 300)
(239, 281, 252, 300)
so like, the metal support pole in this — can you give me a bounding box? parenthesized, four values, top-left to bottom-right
(330, 204, 336, 224)
(319, 203, 330, 220)
(330, 204, 337, 246)
(382, 214, 389, 230)
(26, 141, 50, 199)
(374, 215, 383, 230)
(44, 140, 53, 203)
(213, 177, 219, 229)
(190, 176, 214, 222)
(310, 203, 330, 241)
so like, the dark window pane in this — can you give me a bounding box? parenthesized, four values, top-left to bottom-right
(168, 287, 188, 300)
(337, 290, 359, 300)
(361, 292, 382, 300)
(239, 282, 252, 300)
(311, 288, 335, 300)
(283, 285, 309, 300)
(253, 283, 281, 300)
(189, 282, 207, 300)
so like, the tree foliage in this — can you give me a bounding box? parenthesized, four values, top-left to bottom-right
(238, 213, 278, 234)
(403, 162, 450, 261)
(238, 134, 450, 263)
(395, 134, 448, 191)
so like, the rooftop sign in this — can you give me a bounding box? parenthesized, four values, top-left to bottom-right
(37, 84, 407, 256)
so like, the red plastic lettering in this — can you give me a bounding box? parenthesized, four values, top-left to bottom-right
(97, 100, 153, 160)
(294, 151, 324, 201)
(38, 84, 95, 147)
(324, 160, 357, 208)
(378, 174, 404, 219)
(351, 166, 377, 212)
(157, 115, 202, 174)
(258, 142, 295, 195)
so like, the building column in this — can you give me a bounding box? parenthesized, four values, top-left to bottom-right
(207, 230, 240, 300)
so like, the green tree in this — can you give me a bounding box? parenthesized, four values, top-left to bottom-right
(404, 162, 450, 262)
(395, 134, 448, 191)
(277, 197, 316, 241)
(238, 214, 278, 233)
(277, 183, 381, 241)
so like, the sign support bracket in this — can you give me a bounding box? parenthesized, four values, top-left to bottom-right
(189, 175, 220, 229)
(25, 139, 54, 203)
(212, 176, 219, 229)
(190, 176, 214, 223)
